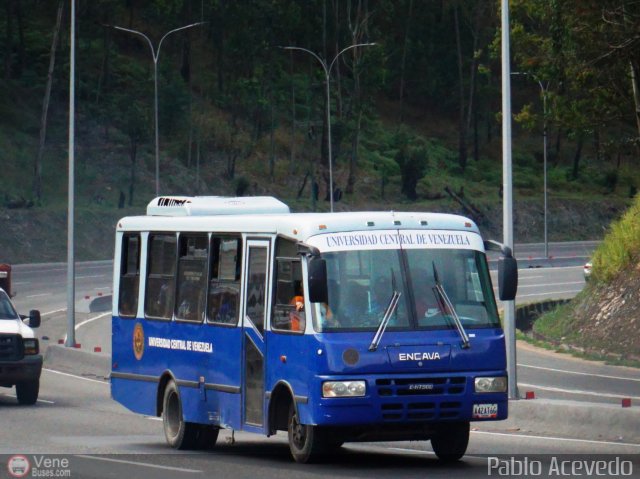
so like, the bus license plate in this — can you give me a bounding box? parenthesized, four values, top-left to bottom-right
(472, 403, 498, 419)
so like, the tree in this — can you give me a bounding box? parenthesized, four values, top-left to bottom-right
(33, 1, 64, 204)
(394, 133, 428, 200)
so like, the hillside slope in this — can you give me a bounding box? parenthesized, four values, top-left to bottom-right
(533, 195, 640, 361)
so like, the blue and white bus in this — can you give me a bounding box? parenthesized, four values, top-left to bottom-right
(111, 196, 517, 463)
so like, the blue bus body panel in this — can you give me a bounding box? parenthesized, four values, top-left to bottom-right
(112, 316, 243, 429)
(113, 314, 507, 431)
(266, 327, 507, 427)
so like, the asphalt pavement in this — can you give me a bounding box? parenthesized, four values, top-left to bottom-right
(0, 368, 638, 478)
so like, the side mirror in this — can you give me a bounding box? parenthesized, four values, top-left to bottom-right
(498, 255, 518, 301)
(28, 310, 41, 328)
(307, 257, 328, 304)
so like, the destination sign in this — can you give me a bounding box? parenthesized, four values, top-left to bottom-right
(308, 229, 483, 252)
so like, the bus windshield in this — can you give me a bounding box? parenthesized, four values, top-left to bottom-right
(313, 248, 499, 332)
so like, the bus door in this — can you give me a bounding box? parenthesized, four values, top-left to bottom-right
(241, 239, 271, 428)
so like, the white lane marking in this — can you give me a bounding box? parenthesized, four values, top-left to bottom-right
(519, 364, 640, 382)
(76, 455, 202, 473)
(77, 275, 107, 279)
(516, 275, 544, 280)
(94, 287, 111, 290)
(43, 368, 109, 385)
(471, 430, 640, 448)
(42, 308, 66, 317)
(518, 281, 584, 289)
(146, 416, 163, 421)
(26, 293, 52, 298)
(518, 382, 640, 401)
(13, 282, 29, 285)
(75, 311, 111, 331)
(2, 393, 55, 404)
(516, 289, 583, 299)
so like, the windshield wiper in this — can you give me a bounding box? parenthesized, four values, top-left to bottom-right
(431, 262, 470, 349)
(368, 291, 401, 352)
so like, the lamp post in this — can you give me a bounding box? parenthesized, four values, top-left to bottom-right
(513, 71, 550, 258)
(108, 22, 205, 197)
(66, 0, 76, 348)
(280, 43, 376, 212)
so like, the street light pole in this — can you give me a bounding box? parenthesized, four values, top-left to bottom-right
(66, 0, 76, 348)
(501, 0, 518, 401)
(280, 43, 376, 212)
(512, 72, 549, 258)
(108, 22, 205, 197)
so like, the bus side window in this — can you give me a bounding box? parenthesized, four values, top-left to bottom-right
(175, 234, 208, 322)
(272, 259, 305, 333)
(118, 234, 140, 318)
(144, 234, 177, 320)
(207, 236, 241, 325)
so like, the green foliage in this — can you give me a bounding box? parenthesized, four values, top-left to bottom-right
(0, 0, 637, 214)
(532, 300, 579, 342)
(591, 194, 640, 283)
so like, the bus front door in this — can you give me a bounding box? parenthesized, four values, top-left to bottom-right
(242, 239, 270, 428)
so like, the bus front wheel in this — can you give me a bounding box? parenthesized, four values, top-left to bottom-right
(162, 380, 199, 450)
(430, 421, 470, 462)
(287, 404, 327, 463)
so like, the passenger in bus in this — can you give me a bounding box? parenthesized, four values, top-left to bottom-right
(288, 282, 305, 331)
(412, 269, 440, 319)
(369, 277, 392, 315)
(155, 281, 174, 319)
(290, 282, 304, 312)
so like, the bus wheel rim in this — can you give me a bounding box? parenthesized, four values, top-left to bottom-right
(166, 391, 180, 438)
(291, 413, 305, 448)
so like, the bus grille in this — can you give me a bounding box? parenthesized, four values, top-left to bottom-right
(0, 334, 21, 361)
(375, 376, 466, 421)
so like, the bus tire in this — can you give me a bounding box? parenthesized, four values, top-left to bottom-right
(431, 421, 470, 462)
(16, 380, 39, 405)
(162, 380, 198, 450)
(287, 404, 326, 463)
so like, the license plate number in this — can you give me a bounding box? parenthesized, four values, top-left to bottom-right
(473, 403, 498, 418)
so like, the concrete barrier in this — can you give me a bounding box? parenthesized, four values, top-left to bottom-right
(76, 295, 112, 314)
(502, 398, 640, 443)
(44, 344, 111, 380)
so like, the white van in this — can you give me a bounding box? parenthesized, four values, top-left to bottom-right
(0, 287, 42, 404)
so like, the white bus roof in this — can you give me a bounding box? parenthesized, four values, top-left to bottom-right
(118, 196, 482, 247)
(147, 196, 290, 216)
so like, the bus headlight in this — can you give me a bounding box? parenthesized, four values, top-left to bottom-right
(22, 338, 39, 355)
(322, 380, 366, 398)
(474, 376, 507, 393)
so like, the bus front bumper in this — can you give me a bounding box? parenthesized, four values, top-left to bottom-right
(310, 371, 508, 427)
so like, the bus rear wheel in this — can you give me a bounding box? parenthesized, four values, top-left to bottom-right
(162, 380, 200, 450)
(287, 404, 327, 463)
(430, 421, 470, 462)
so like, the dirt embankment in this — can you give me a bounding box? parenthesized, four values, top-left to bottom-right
(567, 265, 640, 360)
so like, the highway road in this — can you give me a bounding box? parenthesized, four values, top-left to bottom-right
(0, 368, 638, 479)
